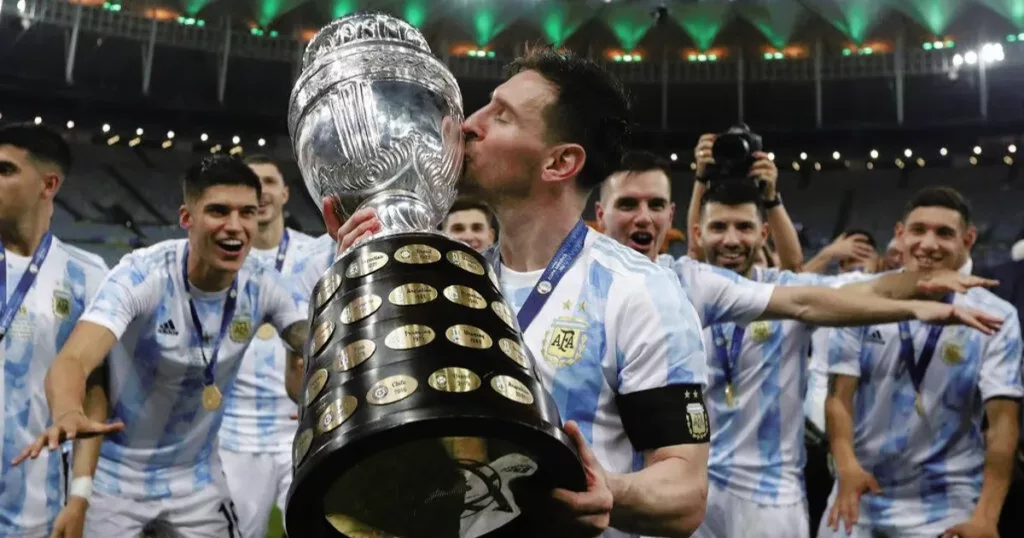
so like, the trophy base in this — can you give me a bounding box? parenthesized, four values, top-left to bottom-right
(285, 410, 586, 538)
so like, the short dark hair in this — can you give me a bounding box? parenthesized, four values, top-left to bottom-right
(699, 180, 765, 221)
(841, 228, 877, 249)
(444, 196, 498, 232)
(601, 150, 673, 199)
(504, 47, 631, 191)
(243, 153, 277, 167)
(182, 155, 262, 203)
(0, 123, 73, 175)
(902, 186, 971, 226)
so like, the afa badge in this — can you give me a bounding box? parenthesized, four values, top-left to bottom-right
(542, 316, 588, 367)
(749, 321, 772, 343)
(941, 341, 963, 365)
(229, 317, 253, 343)
(685, 402, 709, 441)
(52, 290, 71, 319)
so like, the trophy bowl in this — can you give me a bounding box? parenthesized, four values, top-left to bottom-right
(285, 12, 586, 538)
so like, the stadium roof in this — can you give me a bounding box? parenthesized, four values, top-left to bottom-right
(80, 0, 1021, 54)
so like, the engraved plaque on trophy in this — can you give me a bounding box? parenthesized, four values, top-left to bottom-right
(286, 11, 586, 538)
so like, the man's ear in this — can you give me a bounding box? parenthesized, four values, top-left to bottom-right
(179, 204, 191, 230)
(540, 143, 586, 185)
(322, 197, 342, 240)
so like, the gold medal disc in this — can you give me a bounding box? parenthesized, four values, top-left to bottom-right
(202, 385, 223, 411)
(724, 383, 737, 408)
(915, 394, 925, 417)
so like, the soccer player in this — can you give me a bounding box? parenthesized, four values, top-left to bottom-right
(442, 196, 497, 252)
(217, 154, 314, 538)
(0, 124, 112, 537)
(16, 155, 310, 537)
(822, 187, 1022, 538)
(328, 48, 711, 538)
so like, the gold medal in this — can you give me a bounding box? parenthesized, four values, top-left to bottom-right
(256, 323, 276, 340)
(202, 385, 222, 411)
(724, 383, 737, 408)
(914, 393, 925, 417)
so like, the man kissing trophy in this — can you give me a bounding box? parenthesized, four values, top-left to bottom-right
(285, 11, 586, 538)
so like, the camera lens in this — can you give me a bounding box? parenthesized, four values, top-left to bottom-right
(713, 134, 750, 162)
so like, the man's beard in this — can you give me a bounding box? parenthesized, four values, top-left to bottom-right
(708, 246, 755, 275)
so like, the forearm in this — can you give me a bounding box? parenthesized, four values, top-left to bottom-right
(973, 414, 1019, 523)
(607, 455, 708, 537)
(686, 181, 706, 260)
(766, 206, 803, 271)
(784, 286, 917, 326)
(825, 394, 858, 470)
(71, 379, 108, 479)
(844, 270, 937, 301)
(45, 355, 91, 421)
(802, 248, 837, 274)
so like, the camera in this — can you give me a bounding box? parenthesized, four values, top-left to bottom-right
(706, 123, 763, 183)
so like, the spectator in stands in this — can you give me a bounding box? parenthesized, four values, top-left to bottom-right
(822, 186, 1021, 538)
(803, 230, 880, 275)
(18, 155, 310, 538)
(441, 196, 496, 252)
(218, 154, 316, 538)
(0, 123, 113, 538)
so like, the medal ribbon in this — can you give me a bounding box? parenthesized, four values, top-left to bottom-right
(0, 232, 53, 342)
(711, 324, 745, 393)
(492, 220, 589, 332)
(896, 294, 953, 396)
(274, 230, 290, 272)
(181, 244, 239, 387)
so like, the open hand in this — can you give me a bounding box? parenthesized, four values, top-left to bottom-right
(325, 201, 382, 257)
(827, 463, 881, 535)
(941, 518, 999, 538)
(917, 270, 998, 296)
(549, 421, 614, 537)
(910, 301, 1003, 335)
(12, 410, 123, 466)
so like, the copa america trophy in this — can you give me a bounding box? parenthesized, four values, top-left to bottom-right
(286, 12, 586, 538)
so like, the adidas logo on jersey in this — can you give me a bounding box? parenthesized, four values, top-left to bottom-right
(158, 319, 178, 336)
(866, 329, 885, 345)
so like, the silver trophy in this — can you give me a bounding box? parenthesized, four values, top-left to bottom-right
(289, 11, 464, 246)
(286, 12, 585, 538)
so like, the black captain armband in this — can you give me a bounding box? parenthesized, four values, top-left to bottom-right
(616, 384, 710, 450)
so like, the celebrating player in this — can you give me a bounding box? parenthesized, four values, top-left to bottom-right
(15, 155, 309, 537)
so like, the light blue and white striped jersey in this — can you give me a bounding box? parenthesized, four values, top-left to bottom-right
(291, 233, 336, 301)
(219, 229, 315, 454)
(654, 254, 773, 328)
(701, 267, 860, 505)
(79, 239, 308, 500)
(827, 287, 1023, 530)
(498, 231, 707, 538)
(1, 237, 109, 535)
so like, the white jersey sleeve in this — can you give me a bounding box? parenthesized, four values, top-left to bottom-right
(255, 266, 308, 332)
(978, 302, 1024, 401)
(826, 325, 865, 378)
(79, 253, 162, 339)
(290, 234, 336, 299)
(613, 267, 708, 393)
(662, 256, 774, 327)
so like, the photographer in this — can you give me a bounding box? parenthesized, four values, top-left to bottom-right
(686, 129, 803, 271)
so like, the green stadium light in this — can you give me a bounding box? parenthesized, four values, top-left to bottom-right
(487, 51, 495, 58)
(773, 52, 783, 59)
(843, 48, 852, 56)
(763, 52, 773, 60)
(1009, 34, 1018, 42)
(923, 42, 933, 50)
(270, 31, 279, 38)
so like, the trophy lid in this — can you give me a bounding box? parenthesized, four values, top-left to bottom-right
(302, 11, 432, 71)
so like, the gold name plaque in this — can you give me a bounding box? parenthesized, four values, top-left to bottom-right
(305, 369, 329, 407)
(446, 324, 493, 349)
(446, 250, 485, 276)
(491, 301, 516, 330)
(334, 339, 377, 372)
(428, 367, 482, 393)
(385, 324, 436, 350)
(293, 428, 313, 469)
(311, 320, 336, 357)
(490, 375, 535, 405)
(366, 375, 419, 405)
(315, 273, 343, 310)
(498, 338, 530, 368)
(394, 244, 442, 264)
(388, 283, 438, 306)
(316, 395, 359, 435)
(443, 285, 487, 309)
(345, 251, 389, 279)
(340, 294, 383, 324)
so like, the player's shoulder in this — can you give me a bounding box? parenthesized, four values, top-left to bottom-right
(287, 228, 317, 246)
(50, 237, 109, 274)
(961, 286, 1018, 322)
(291, 233, 336, 270)
(116, 239, 182, 272)
(587, 233, 681, 291)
